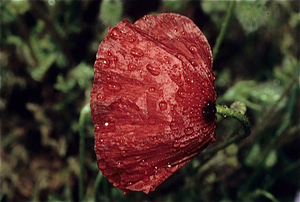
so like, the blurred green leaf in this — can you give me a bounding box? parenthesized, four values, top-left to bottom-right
(162, 0, 189, 13)
(54, 62, 93, 93)
(99, 0, 123, 27)
(235, 1, 269, 33)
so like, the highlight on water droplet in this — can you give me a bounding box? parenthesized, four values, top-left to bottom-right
(97, 94, 106, 101)
(117, 162, 124, 168)
(177, 89, 188, 98)
(107, 83, 121, 92)
(98, 159, 107, 170)
(184, 127, 194, 135)
(159, 101, 167, 111)
(166, 164, 179, 173)
(120, 150, 127, 157)
(146, 64, 161, 76)
(170, 121, 179, 130)
(149, 87, 156, 92)
(128, 63, 136, 71)
(96, 58, 110, 68)
(173, 139, 180, 148)
(130, 47, 144, 57)
(110, 27, 122, 40)
(139, 160, 149, 167)
(189, 45, 198, 54)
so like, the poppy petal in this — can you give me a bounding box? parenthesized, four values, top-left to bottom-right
(91, 13, 216, 194)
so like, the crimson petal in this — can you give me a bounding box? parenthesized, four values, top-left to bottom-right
(91, 13, 216, 194)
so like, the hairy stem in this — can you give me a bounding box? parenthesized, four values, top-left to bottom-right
(78, 103, 90, 202)
(202, 104, 250, 156)
(212, 1, 236, 60)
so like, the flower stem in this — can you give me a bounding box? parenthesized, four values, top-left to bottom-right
(212, 0, 236, 60)
(202, 104, 250, 156)
(216, 104, 251, 137)
(78, 103, 90, 202)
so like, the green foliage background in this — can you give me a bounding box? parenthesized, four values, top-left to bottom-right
(1, 0, 299, 201)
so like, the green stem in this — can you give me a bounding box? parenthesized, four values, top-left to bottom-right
(78, 103, 91, 202)
(212, 0, 236, 60)
(202, 104, 250, 156)
(94, 172, 103, 202)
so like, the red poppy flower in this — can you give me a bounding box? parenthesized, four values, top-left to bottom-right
(90, 13, 216, 194)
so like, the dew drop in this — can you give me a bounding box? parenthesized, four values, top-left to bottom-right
(190, 58, 200, 67)
(130, 47, 144, 57)
(159, 101, 167, 111)
(120, 150, 127, 157)
(198, 138, 203, 143)
(97, 94, 106, 101)
(148, 115, 156, 125)
(173, 140, 180, 148)
(184, 127, 194, 135)
(203, 127, 209, 133)
(107, 83, 121, 92)
(140, 160, 148, 167)
(146, 64, 161, 76)
(170, 121, 179, 130)
(149, 87, 156, 92)
(163, 56, 171, 64)
(178, 89, 188, 98)
(128, 63, 136, 71)
(102, 120, 116, 132)
(129, 37, 135, 43)
(110, 27, 122, 40)
(117, 162, 124, 168)
(96, 58, 110, 68)
(201, 81, 208, 87)
(189, 45, 198, 54)
(166, 164, 179, 173)
(98, 160, 107, 170)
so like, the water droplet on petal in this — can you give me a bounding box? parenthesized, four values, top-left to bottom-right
(166, 164, 179, 173)
(189, 45, 198, 54)
(110, 27, 122, 40)
(203, 127, 209, 133)
(96, 58, 110, 68)
(98, 159, 107, 170)
(149, 87, 155, 92)
(173, 140, 180, 148)
(128, 63, 136, 71)
(120, 150, 127, 157)
(130, 47, 144, 57)
(117, 162, 124, 168)
(159, 101, 167, 111)
(107, 83, 121, 92)
(148, 115, 156, 125)
(178, 89, 188, 98)
(146, 64, 161, 76)
(140, 160, 148, 167)
(184, 127, 194, 135)
(190, 58, 199, 67)
(170, 121, 179, 130)
(97, 94, 106, 101)
(102, 120, 116, 132)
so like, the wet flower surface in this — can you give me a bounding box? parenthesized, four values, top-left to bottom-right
(90, 13, 216, 194)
